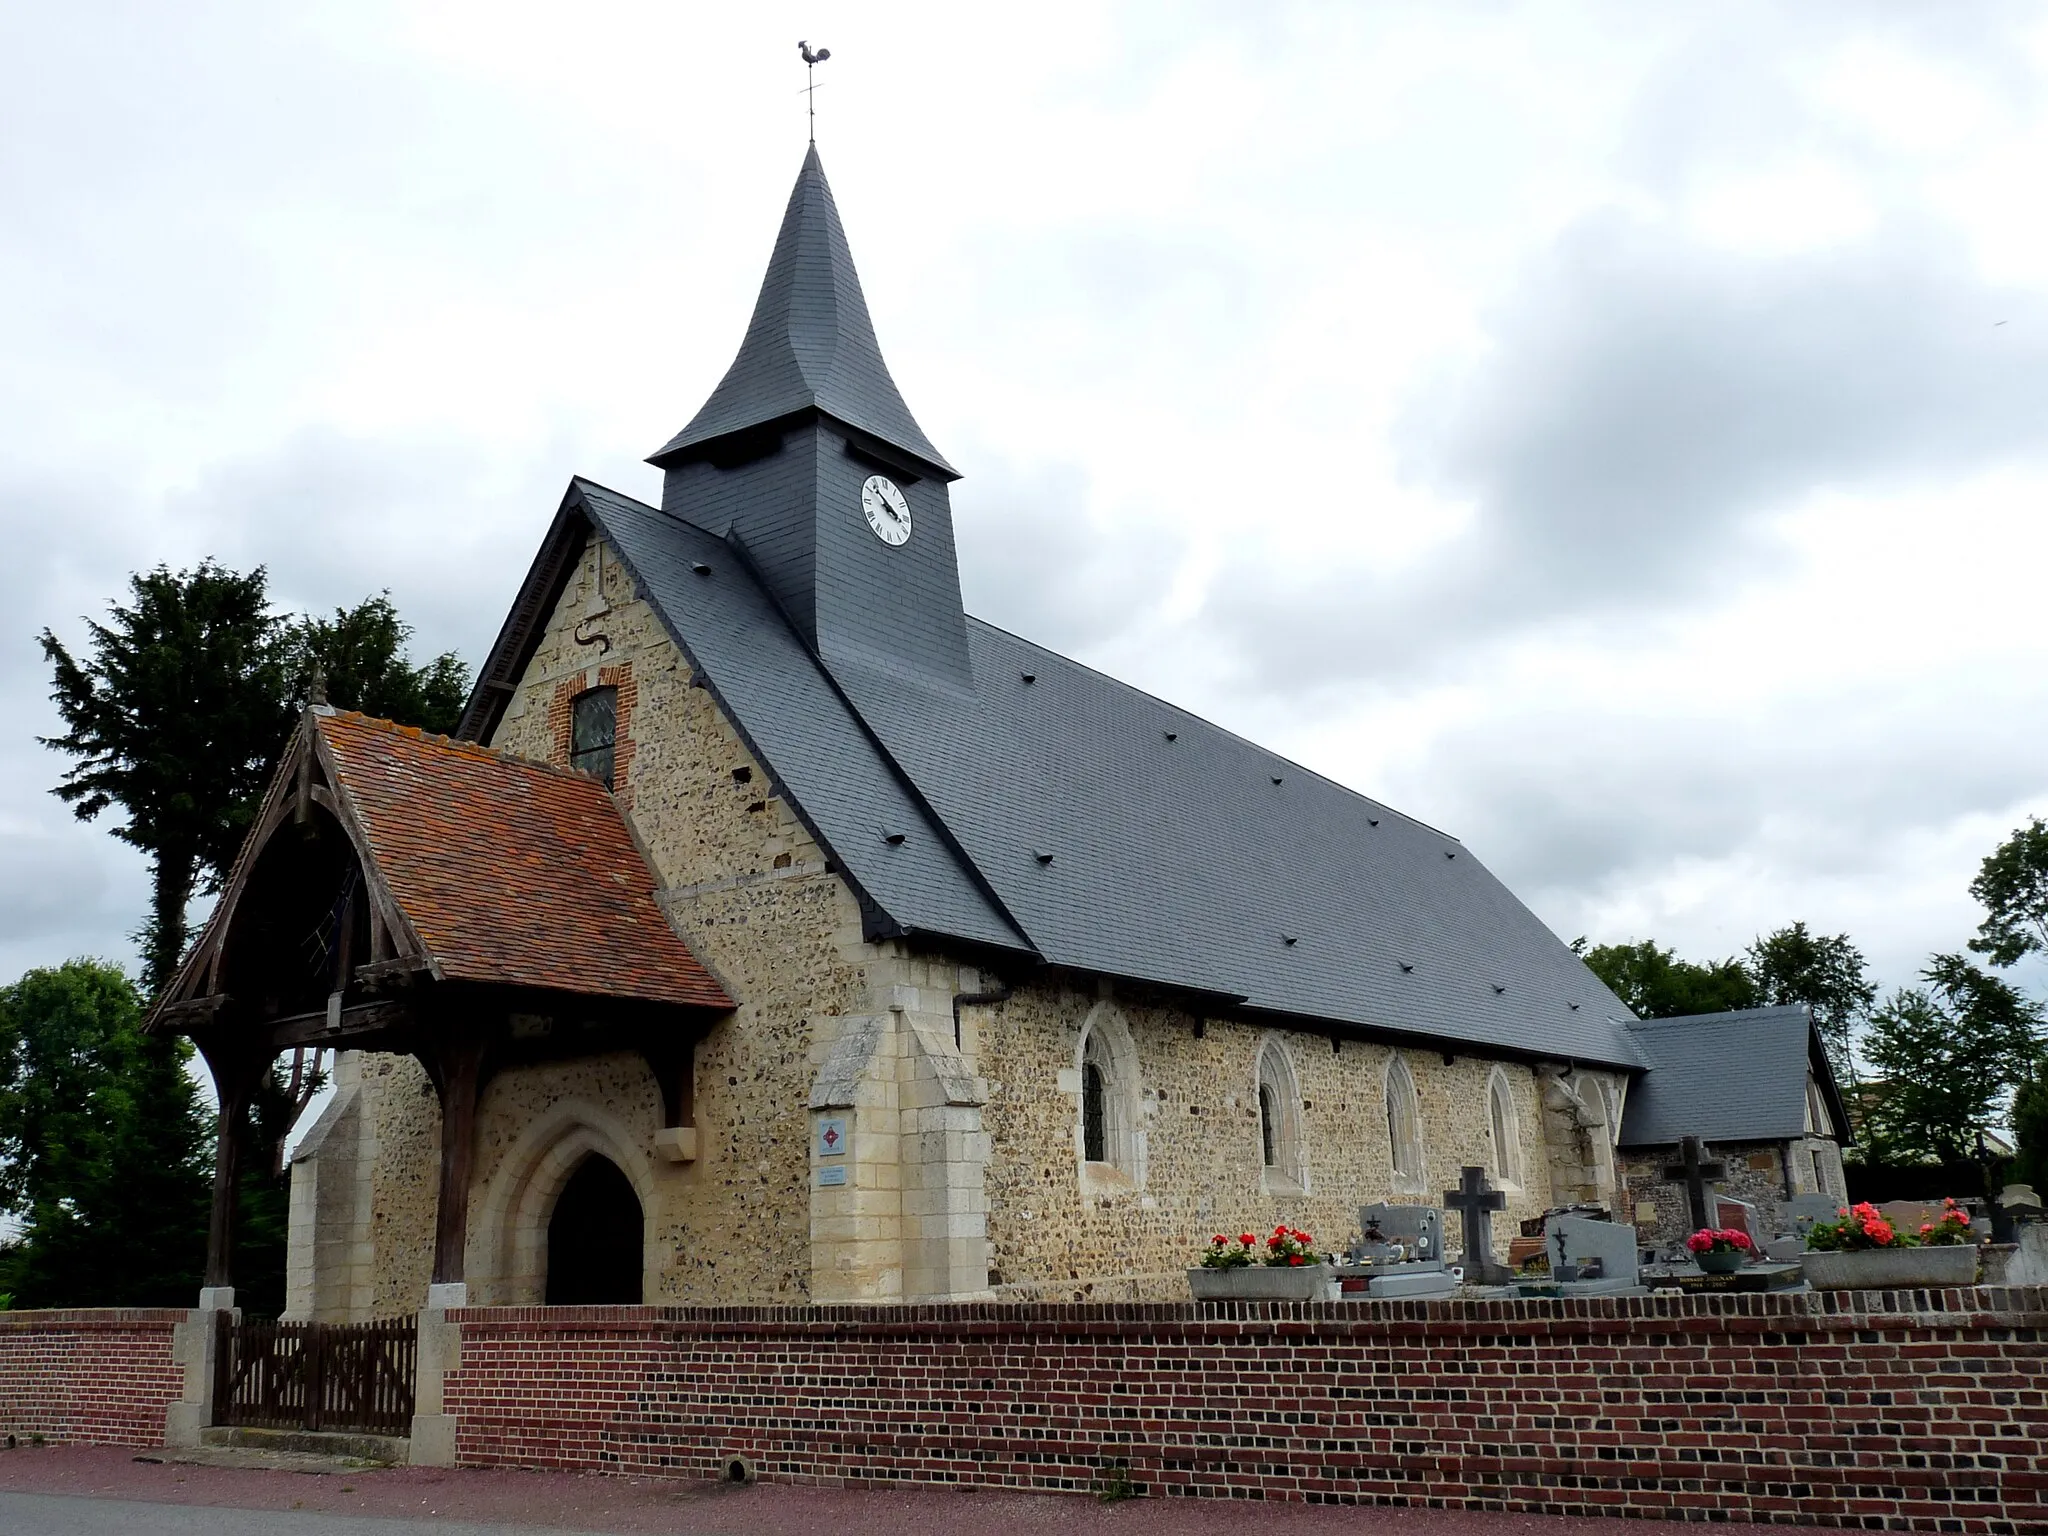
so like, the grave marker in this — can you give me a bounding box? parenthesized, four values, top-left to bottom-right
(1443, 1165, 1510, 1286)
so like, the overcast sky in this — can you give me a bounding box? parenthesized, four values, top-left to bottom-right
(5, 1, 2046, 1005)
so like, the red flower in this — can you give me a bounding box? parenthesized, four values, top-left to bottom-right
(1921, 1223, 1935, 1235)
(1239, 1233, 1256, 1247)
(1289, 1254, 1304, 1266)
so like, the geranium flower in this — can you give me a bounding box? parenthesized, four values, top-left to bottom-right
(1289, 1254, 1304, 1266)
(1239, 1233, 1256, 1247)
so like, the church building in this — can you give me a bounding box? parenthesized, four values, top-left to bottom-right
(154, 148, 1845, 1314)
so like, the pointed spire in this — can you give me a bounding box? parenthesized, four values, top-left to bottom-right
(649, 146, 957, 479)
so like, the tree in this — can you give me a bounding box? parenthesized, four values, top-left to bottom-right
(0, 961, 212, 1307)
(1572, 938, 1759, 1020)
(43, 573, 473, 993)
(290, 594, 469, 736)
(1859, 954, 2044, 1167)
(1747, 922, 1876, 1088)
(1970, 816, 2048, 969)
(39, 563, 293, 992)
(2013, 1065, 2048, 1195)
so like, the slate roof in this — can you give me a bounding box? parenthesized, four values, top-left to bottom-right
(1618, 1005, 1842, 1146)
(318, 710, 732, 1010)
(568, 479, 1643, 1067)
(647, 145, 957, 480)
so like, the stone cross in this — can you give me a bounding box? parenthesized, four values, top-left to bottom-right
(1659, 1135, 1726, 1233)
(1444, 1165, 1509, 1285)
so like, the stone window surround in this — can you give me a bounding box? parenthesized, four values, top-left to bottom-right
(1383, 1052, 1428, 1196)
(1073, 1001, 1145, 1197)
(1254, 1034, 1308, 1196)
(1486, 1065, 1524, 1192)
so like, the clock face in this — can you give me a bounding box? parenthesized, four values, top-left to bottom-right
(861, 475, 912, 546)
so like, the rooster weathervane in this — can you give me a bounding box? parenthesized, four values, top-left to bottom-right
(798, 40, 831, 144)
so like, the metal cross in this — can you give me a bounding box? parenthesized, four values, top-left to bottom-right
(1444, 1164, 1509, 1285)
(1660, 1134, 1727, 1233)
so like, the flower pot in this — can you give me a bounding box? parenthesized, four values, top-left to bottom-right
(1187, 1263, 1340, 1302)
(1693, 1249, 1747, 1275)
(1801, 1244, 1979, 1291)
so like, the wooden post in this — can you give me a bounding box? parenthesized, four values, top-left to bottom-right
(196, 1038, 264, 1295)
(430, 1025, 486, 1289)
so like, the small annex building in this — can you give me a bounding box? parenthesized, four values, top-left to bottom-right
(1618, 1005, 1852, 1249)
(154, 147, 1846, 1314)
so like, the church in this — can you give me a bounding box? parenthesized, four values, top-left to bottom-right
(153, 148, 1847, 1315)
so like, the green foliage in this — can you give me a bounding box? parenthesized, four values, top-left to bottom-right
(1969, 816, 2048, 969)
(0, 961, 211, 1307)
(290, 593, 470, 737)
(1859, 954, 2044, 1166)
(2012, 1066, 2048, 1194)
(1572, 937, 1759, 1020)
(1747, 922, 1876, 1088)
(39, 563, 293, 991)
(42, 570, 471, 993)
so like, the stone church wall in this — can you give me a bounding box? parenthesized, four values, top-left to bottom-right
(323, 531, 873, 1312)
(975, 979, 1554, 1299)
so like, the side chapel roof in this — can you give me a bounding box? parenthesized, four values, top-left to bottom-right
(1618, 1005, 1847, 1146)
(315, 710, 730, 1009)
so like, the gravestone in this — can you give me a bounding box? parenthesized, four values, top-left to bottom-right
(1712, 1194, 1759, 1243)
(1659, 1136, 1726, 1233)
(1544, 1215, 1643, 1295)
(1443, 1165, 1511, 1286)
(1785, 1193, 1842, 1234)
(1352, 1202, 1456, 1299)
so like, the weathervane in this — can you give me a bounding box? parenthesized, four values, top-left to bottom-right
(798, 40, 831, 144)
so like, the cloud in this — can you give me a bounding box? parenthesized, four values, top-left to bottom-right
(1203, 211, 2048, 693)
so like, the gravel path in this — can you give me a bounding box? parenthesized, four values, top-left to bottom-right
(0, 1445, 1778, 1535)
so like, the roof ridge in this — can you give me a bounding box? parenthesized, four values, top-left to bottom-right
(960, 614, 1462, 845)
(1627, 1003, 1813, 1030)
(319, 708, 611, 789)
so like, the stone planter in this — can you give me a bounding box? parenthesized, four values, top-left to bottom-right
(1187, 1263, 1340, 1302)
(1802, 1245, 1979, 1291)
(1693, 1249, 1746, 1275)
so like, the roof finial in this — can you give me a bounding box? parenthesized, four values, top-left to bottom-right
(308, 660, 328, 708)
(798, 39, 831, 144)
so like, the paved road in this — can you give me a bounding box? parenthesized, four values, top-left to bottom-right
(2, 1493, 631, 1536)
(0, 1446, 1785, 1535)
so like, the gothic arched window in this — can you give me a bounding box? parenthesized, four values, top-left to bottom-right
(1075, 1004, 1142, 1189)
(1384, 1053, 1426, 1195)
(1082, 1057, 1108, 1163)
(1487, 1067, 1524, 1191)
(1256, 1037, 1305, 1191)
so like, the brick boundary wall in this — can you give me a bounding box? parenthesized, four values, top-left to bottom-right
(441, 1287, 2048, 1530)
(0, 1309, 189, 1448)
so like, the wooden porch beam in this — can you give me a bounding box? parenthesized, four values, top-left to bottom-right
(427, 1022, 487, 1289)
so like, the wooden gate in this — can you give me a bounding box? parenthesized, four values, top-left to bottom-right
(214, 1315, 417, 1436)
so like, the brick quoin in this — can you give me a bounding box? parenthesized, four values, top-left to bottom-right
(438, 1288, 2048, 1532)
(0, 1311, 187, 1448)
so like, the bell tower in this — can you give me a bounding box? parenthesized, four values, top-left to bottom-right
(649, 147, 974, 693)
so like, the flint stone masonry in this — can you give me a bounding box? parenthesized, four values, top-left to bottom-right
(0, 1310, 188, 1447)
(433, 1287, 2048, 1528)
(1625, 1139, 1802, 1252)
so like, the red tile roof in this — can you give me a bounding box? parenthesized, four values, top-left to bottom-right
(316, 710, 730, 1011)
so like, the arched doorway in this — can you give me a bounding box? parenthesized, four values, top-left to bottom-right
(545, 1153, 644, 1304)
